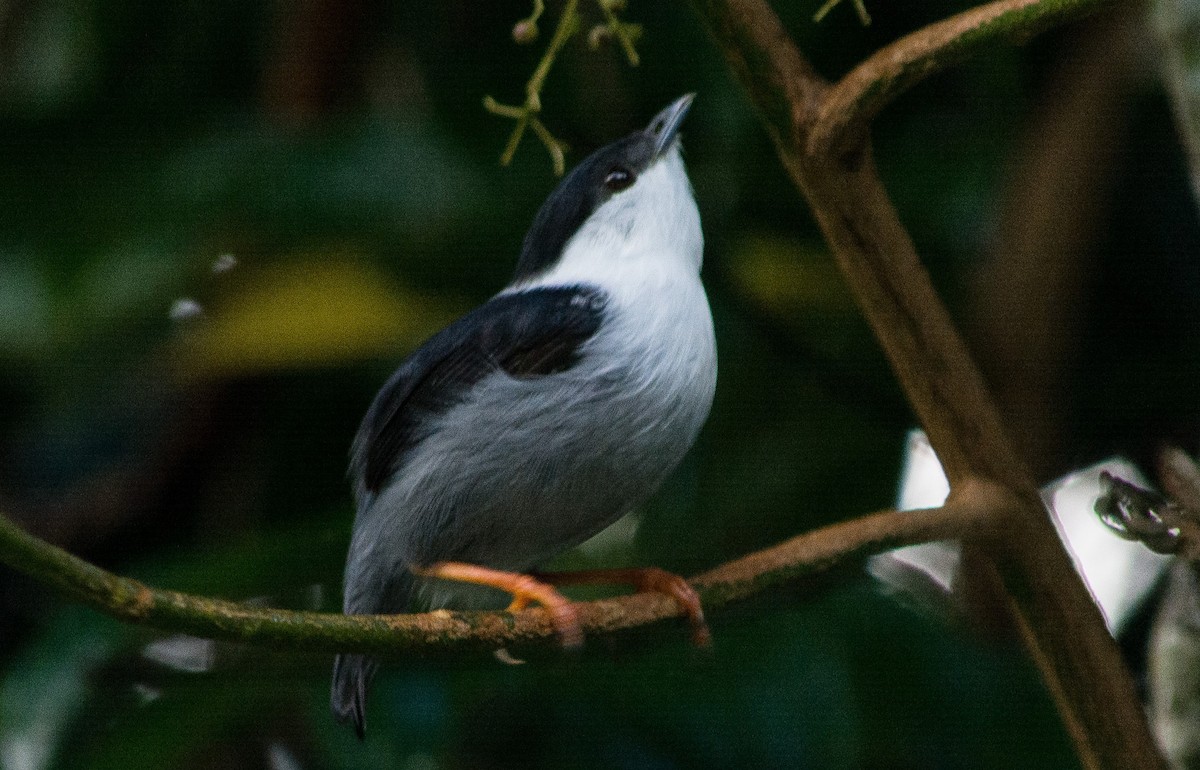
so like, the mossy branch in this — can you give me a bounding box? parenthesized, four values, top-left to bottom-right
(0, 501, 985, 657)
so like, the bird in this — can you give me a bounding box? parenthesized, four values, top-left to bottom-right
(331, 93, 716, 737)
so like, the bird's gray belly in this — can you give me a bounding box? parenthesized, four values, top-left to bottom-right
(374, 363, 705, 579)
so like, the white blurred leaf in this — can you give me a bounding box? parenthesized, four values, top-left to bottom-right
(871, 430, 1171, 635)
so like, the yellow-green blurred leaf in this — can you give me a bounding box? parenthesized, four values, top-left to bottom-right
(173, 256, 461, 380)
(728, 234, 856, 320)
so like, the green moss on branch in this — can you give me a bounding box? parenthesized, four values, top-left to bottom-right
(0, 503, 978, 657)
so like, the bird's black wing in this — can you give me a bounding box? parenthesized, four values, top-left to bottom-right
(351, 285, 607, 498)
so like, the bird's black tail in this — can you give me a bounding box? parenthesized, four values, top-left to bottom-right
(331, 653, 378, 739)
(333, 561, 415, 737)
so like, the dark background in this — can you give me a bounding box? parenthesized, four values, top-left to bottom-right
(0, 1, 1196, 768)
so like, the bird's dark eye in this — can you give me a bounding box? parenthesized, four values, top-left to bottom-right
(604, 167, 635, 191)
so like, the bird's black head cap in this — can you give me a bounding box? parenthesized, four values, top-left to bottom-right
(512, 94, 695, 282)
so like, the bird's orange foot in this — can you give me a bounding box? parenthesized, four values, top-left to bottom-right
(535, 566, 711, 647)
(411, 562, 583, 648)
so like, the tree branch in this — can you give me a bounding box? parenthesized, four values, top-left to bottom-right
(0, 501, 983, 657)
(687, 0, 1164, 767)
(810, 0, 1114, 157)
(969, 6, 1138, 477)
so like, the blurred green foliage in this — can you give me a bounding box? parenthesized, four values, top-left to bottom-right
(0, 1, 1198, 768)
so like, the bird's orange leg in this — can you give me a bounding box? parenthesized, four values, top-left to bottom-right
(534, 567, 711, 647)
(411, 562, 583, 648)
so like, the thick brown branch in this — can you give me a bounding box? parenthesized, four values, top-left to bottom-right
(687, 0, 1164, 767)
(969, 7, 1139, 477)
(804, 150, 1031, 487)
(0, 503, 980, 657)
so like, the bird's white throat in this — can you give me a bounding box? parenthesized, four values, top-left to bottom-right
(512, 145, 703, 299)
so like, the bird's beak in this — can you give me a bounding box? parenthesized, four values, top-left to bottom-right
(646, 93, 695, 159)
